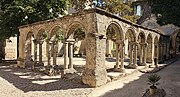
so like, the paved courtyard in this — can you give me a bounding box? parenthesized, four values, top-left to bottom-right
(0, 58, 180, 97)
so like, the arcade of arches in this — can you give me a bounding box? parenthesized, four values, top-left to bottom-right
(18, 8, 174, 87)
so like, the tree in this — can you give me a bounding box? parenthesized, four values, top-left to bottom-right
(102, 0, 137, 22)
(0, 0, 68, 41)
(69, 0, 137, 22)
(149, 0, 180, 27)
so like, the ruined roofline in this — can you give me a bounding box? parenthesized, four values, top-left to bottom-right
(19, 8, 168, 37)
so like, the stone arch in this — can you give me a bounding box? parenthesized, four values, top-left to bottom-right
(105, 22, 124, 57)
(49, 25, 64, 40)
(66, 22, 86, 55)
(146, 33, 153, 63)
(125, 28, 136, 42)
(138, 31, 146, 43)
(137, 31, 146, 65)
(124, 28, 136, 57)
(36, 29, 46, 40)
(105, 22, 125, 71)
(66, 22, 87, 39)
(106, 21, 124, 40)
(61, 21, 87, 72)
(25, 31, 34, 57)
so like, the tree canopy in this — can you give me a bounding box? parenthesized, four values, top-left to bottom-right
(69, 0, 137, 22)
(149, 0, 180, 27)
(102, 0, 137, 22)
(0, 0, 68, 41)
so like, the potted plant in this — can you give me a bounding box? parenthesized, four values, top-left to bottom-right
(147, 74, 161, 95)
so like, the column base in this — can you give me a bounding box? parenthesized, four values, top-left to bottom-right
(114, 68, 125, 73)
(140, 63, 147, 66)
(127, 64, 138, 69)
(63, 68, 77, 74)
(38, 62, 44, 66)
(149, 64, 158, 68)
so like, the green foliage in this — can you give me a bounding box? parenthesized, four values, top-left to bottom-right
(74, 28, 85, 41)
(102, 0, 137, 22)
(147, 74, 161, 87)
(55, 34, 64, 42)
(68, 0, 87, 11)
(0, 0, 68, 41)
(149, 0, 180, 27)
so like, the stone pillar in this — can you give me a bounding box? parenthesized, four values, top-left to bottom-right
(68, 41, 74, 69)
(52, 41, 57, 66)
(151, 41, 155, 67)
(115, 43, 119, 69)
(106, 39, 110, 57)
(124, 39, 129, 56)
(63, 39, 76, 74)
(120, 43, 125, 72)
(64, 41, 69, 69)
(133, 43, 138, 68)
(114, 40, 125, 72)
(33, 39, 38, 70)
(157, 44, 159, 64)
(47, 41, 52, 66)
(128, 42, 138, 69)
(142, 43, 147, 66)
(82, 33, 107, 87)
(129, 43, 133, 65)
(139, 44, 143, 65)
(39, 40, 44, 66)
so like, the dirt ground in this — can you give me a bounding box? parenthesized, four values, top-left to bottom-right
(0, 59, 180, 97)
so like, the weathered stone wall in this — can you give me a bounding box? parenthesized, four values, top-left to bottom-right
(5, 37, 17, 60)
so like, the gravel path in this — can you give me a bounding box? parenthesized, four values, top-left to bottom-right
(0, 59, 180, 97)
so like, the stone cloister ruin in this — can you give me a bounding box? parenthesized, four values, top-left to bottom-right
(18, 8, 170, 87)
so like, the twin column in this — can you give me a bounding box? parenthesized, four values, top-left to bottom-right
(47, 40, 58, 66)
(63, 39, 76, 73)
(33, 39, 44, 68)
(139, 43, 148, 66)
(128, 42, 138, 69)
(114, 40, 125, 72)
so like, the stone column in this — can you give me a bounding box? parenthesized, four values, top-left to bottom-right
(113, 39, 125, 72)
(106, 40, 110, 57)
(63, 39, 76, 74)
(129, 43, 133, 65)
(48, 41, 52, 66)
(64, 41, 69, 69)
(119, 43, 125, 72)
(142, 43, 147, 66)
(68, 41, 74, 69)
(52, 41, 57, 66)
(39, 40, 44, 66)
(151, 41, 155, 67)
(139, 44, 143, 65)
(157, 44, 159, 64)
(133, 43, 138, 69)
(115, 43, 119, 70)
(124, 39, 129, 57)
(33, 39, 38, 70)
